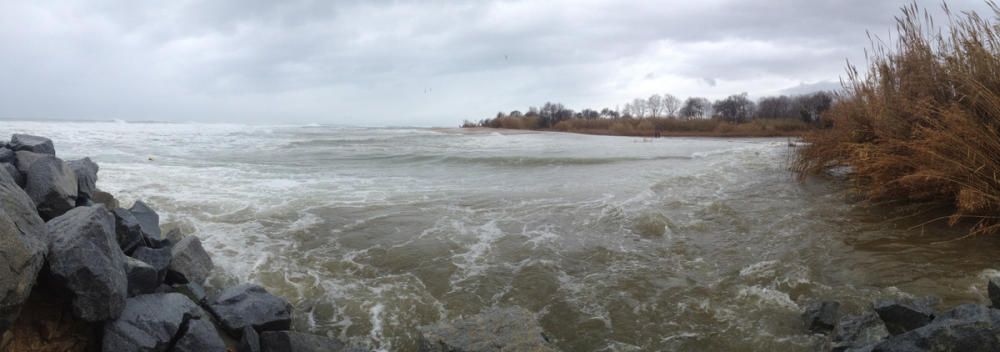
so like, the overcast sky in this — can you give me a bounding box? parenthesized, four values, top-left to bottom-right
(0, 1, 993, 126)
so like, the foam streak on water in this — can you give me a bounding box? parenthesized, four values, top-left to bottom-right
(6, 121, 1000, 351)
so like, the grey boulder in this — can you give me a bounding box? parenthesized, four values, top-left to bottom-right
(91, 190, 119, 209)
(831, 312, 889, 352)
(9, 134, 54, 155)
(167, 236, 213, 285)
(24, 155, 78, 220)
(1, 163, 20, 187)
(0, 170, 47, 334)
(0, 147, 13, 163)
(873, 299, 936, 335)
(417, 306, 558, 352)
(238, 326, 261, 352)
(125, 256, 160, 297)
(66, 157, 99, 201)
(872, 304, 1000, 352)
(260, 331, 346, 352)
(46, 206, 127, 321)
(173, 282, 208, 306)
(13, 151, 45, 181)
(207, 284, 293, 337)
(130, 200, 162, 242)
(132, 246, 172, 283)
(113, 207, 145, 254)
(802, 301, 839, 334)
(103, 293, 226, 352)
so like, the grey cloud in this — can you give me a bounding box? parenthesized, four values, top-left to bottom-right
(0, 0, 993, 125)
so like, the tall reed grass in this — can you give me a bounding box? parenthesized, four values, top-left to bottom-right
(795, 3, 1000, 235)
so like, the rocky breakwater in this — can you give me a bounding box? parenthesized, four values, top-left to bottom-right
(802, 278, 1000, 351)
(0, 134, 348, 352)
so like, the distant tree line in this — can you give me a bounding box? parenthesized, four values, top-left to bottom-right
(465, 91, 835, 129)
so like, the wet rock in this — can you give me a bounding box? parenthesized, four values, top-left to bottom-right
(989, 277, 1000, 308)
(873, 299, 935, 335)
(13, 151, 45, 181)
(132, 246, 172, 283)
(872, 304, 1000, 352)
(632, 212, 671, 237)
(125, 256, 159, 296)
(66, 157, 98, 201)
(103, 293, 225, 352)
(130, 200, 162, 241)
(1, 162, 21, 187)
(830, 312, 889, 352)
(91, 190, 119, 209)
(0, 170, 47, 334)
(9, 134, 54, 155)
(113, 207, 145, 254)
(46, 206, 127, 321)
(173, 282, 208, 306)
(0, 147, 13, 163)
(24, 155, 77, 220)
(259, 331, 346, 352)
(167, 236, 213, 285)
(207, 284, 293, 337)
(417, 306, 558, 352)
(238, 327, 260, 352)
(802, 301, 839, 334)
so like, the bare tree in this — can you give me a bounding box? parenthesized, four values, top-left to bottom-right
(679, 97, 711, 119)
(631, 98, 647, 118)
(647, 94, 663, 117)
(662, 94, 680, 118)
(712, 93, 755, 123)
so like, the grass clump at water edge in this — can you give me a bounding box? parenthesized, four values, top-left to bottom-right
(795, 2, 1000, 236)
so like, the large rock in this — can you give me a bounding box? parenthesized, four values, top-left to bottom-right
(802, 301, 839, 334)
(173, 282, 208, 306)
(9, 134, 54, 155)
(66, 157, 99, 201)
(13, 151, 45, 181)
(0, 147, 13, 163)
(113, 207, 145, 254)
(831, 312, 889, 352)
(238, 326, 261, 352)
(417, 306, 558, 352)
(46, 206, 127, 321)
(0, 170, 46, 334)
(132, 246, 172, 283)
(1, 163, 20, 187)
(207, 284, 293, 337)
(872, 304, 1000, 352)
(125, 257, 159, 297)
(873, 299, 936, 335)
(259, 331, 346, 352)
(167, 236, 213, 285)
(130, 200, 162, 241)
(102, 293, 226, 352)
(24, 155, 78, 220)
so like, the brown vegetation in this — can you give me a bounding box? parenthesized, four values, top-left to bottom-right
(795, 3, 1000, 235)
(549, 117, 812, 137)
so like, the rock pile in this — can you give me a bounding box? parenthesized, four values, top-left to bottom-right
(803, 278, 1000, 351)
(0, 134, 349, 352)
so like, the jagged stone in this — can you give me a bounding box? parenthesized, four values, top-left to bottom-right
(1, 162, 21, 187)
(66, 157, 98, 201)
(112, 207, 145, 254)
(132, 246, 172, 283)
(167, 236, 213, 285)
(9, 134, 54, 155)
(207, 284, 293, 337)
(0, 170, 46, 334)
(238, 326, 261, 352)
(417, 306, 558, 352)
(24, 155, 77, 220)
(173, 282, 208, 306)
(873, 299, 936, 335)
(872, 304, 1000, 352)
(125, 256, 160, 297)
(802, 301, 839, 334)
(102, 293, 225, 352)
(130, 200, 162, 242)
(46, 206, 127, 321)
(831, 312, 889, 352)
(0, 147, 13, 164)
